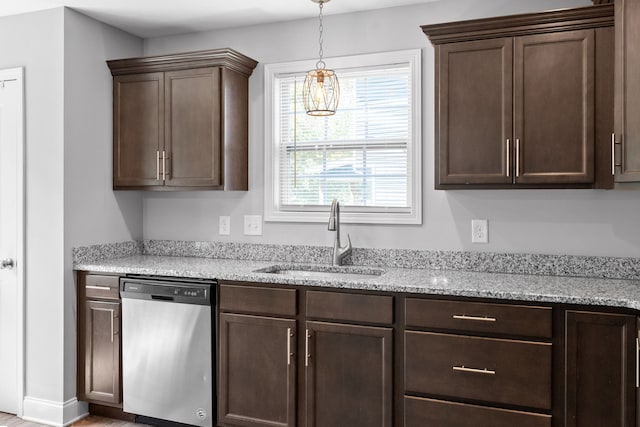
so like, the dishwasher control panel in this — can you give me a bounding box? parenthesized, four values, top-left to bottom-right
(120, 277, 214, 306)
(172, 287, 207, 298)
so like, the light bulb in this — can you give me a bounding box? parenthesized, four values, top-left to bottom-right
(313, 80, 326, 105)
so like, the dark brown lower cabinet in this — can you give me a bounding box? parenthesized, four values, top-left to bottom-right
(77, 273, 122, 407)
(82, 301, 121, 405)
(305, 321, 393, 427)
(218, 283, 394, 427)
(404, 331, 552, 410)
(405, 396, 551, 427)
(565, 310, 637, 427)
(218, 313, 296, 427)
(216, 284, 640, 427)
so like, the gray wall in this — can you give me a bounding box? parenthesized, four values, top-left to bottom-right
(0, 7, 143, 424)
(140, 0, 640, 258)
(63, 7, 143, 405)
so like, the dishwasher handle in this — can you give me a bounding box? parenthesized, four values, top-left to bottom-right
(151, 295, 175, 302)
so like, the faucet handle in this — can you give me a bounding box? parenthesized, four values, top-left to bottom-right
(344, 233, 352, 251)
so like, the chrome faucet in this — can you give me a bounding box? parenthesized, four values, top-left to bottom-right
(328, 199, 352, 266)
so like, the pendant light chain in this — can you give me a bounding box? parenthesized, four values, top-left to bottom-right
(303, 0, 339, 116)
(317, 2, 325, 69)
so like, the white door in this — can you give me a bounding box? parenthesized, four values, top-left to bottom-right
(0, 67, 24, 416)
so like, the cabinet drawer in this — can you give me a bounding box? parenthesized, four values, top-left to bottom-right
(405, 331, 552, 409)
(405, 396, 551, 427)
(405, 298, 552, 338)
(306, 290, 393, 324)
(219, 284, 297, 316)
(85, 275, 120, 300)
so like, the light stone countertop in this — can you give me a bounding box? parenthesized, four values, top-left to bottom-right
(75, 255, 640, 311)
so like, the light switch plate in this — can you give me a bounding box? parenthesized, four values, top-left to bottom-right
(219, 216, 230, 235)
(471, 219, 488, 244)
(244, 215, 263, 236)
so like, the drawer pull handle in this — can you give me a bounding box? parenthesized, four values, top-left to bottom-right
(453, 366, 496, 375)
(86, 285, 112, 291)
(452, 314, 496, 322)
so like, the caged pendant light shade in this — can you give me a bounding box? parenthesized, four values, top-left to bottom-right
(303, 0, 340, 116)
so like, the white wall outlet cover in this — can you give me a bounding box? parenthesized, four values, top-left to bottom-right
(219, 216, 230, 235)
(244, 215, 263, 236)
(471, 219, 489, 244)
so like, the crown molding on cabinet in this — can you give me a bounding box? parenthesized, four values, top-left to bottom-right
(421, 4, 614, 44)
(107, 48, 258, 77)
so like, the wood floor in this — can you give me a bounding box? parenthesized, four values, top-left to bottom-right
(0, 413, 140, 427)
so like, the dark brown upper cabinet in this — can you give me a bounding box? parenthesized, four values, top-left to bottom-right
(614, 0, 640, 184)
(107, 49, 257, 191)
(422, 5, 615, 189)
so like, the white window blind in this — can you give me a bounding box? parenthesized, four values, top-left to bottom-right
(265, 49, 422, 224)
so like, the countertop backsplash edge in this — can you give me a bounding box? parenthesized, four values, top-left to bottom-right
(72, 239, 640, 281)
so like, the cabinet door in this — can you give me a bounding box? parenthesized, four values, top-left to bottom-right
(514, 30, 594, 184)
(614, 0, 640, 182)
(82, 300, 121, 405)
(436, 38, 513, 186)
(565, 310, 636, 427)
(113, 73, 164, 188)
(165, 67, 222, 188)
(218, 313, 296, 427)
(305, 321, 393, 427)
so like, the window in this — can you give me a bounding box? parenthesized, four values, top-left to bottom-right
(264, 49, 421, 224)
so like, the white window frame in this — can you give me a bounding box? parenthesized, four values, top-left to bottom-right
(264, 49, 422, 224)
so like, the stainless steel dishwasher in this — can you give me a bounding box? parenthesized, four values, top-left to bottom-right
(120, 275, 216, 427)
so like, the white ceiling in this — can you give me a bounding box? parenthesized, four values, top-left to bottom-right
(0, 0, 438, 38)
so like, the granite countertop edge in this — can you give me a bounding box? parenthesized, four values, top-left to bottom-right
(74, 255, 640, 311)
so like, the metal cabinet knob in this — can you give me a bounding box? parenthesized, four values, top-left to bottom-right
(1, 259, 15, 269)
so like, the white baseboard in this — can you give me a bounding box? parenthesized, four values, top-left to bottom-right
(21, 396, 89, 427)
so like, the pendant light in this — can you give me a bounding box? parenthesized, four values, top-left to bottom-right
(303, 0, 340, 116)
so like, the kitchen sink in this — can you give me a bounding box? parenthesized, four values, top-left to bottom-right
(255, 265, 385, 280)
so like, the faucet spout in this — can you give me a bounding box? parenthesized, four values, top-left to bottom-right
(328, 199, 352, 266)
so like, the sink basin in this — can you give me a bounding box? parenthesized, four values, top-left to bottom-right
(255, 265, 385, 281)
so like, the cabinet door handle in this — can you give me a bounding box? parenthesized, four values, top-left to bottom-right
(452, 314, 497, 322)
(162, 150, 167, 181)
(515, 138, 521, 178)
(156, 151, 161, 181)
(612, 133, 616, 176)
(305, 329, 311, 367)
(110, 309, 115, 343)
(636, 337, 640, 388)
(506, 138, 510, 178)
(287, 328, 294, 366)
(85, 285, 111, 291)
(453, 365, 495, 375)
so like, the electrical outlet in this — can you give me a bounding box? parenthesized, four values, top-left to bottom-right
(471, 219, 488, 244)
(219, 216, 230, 235)
(244, 215, 263, 236)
